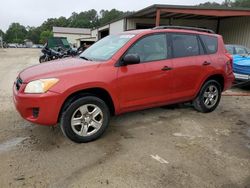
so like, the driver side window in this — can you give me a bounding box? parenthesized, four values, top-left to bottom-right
(126, 34, 168, 63)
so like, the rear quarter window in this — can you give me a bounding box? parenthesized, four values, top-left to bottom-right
(200, 35, 218, 54)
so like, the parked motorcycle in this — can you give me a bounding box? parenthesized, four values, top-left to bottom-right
(39, 46, 65, 63)
(57, 46, 78, 57)
(39, 44, 80, 63)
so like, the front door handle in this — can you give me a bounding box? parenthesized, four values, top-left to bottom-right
(203, 61, 211, 66)
(162, 66, 173, 71)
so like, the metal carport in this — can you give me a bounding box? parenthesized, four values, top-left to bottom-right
(124, 5, 250, 47)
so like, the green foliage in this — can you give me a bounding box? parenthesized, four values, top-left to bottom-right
(5, 23, 27, 43)
(41, 16, 69, 31)
(26, 26, 42, 44)
(233, 0, 250, 8)
(3, 3, 250, 44)
(198, 2, 225, 7)
(68, 9, 99, 28)
(2, 9, 128, 44)
(99, 9, 124, 25)
(198, 0, 250, 8)
(0, 29, 4, 40)
(39, 30, 53, 44)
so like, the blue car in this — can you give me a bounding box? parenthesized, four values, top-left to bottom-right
(225, 44, 250, 85)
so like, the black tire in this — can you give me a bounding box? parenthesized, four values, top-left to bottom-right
(39, 55, 46, 63)
(60, 96, 110, 143)
(193, 80, 221, 113)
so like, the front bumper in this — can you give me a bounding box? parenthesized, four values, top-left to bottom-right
(233, 73, 250, 86)
(13, 84, 62, 126)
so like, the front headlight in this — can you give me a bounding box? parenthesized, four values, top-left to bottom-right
(24, 78, 59, 94)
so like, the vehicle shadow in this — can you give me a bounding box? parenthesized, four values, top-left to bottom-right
(233, 83, 250, 91)
(160, 102, 193, 110)
(238, 85, 250, 90)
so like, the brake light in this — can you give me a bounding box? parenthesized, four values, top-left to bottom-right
(225, 52, 233, 73)
(226, 50, 233, 65)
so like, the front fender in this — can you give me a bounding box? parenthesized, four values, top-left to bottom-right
(55, 82, 120, 116)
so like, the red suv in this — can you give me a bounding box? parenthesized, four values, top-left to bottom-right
(13, 26, 234, 143)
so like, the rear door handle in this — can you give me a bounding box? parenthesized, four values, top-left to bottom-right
(162, 66, 173, 71)
(203, 61, 211, 66)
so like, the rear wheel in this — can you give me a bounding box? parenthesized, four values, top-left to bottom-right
(60, 96, 110, 143)
(193, 80, 221, 113)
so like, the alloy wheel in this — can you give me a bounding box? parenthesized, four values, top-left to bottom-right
(71, 104, 103, 137)
(203, 85, 219, 108)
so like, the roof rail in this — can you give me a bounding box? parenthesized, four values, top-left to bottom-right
(152, 25, 215, 34)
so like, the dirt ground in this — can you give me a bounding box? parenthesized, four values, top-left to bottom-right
(0, 48, 249, 188)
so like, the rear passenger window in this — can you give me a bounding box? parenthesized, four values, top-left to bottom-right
(200, 35, 218, 54)
(171, 34, 200, 58)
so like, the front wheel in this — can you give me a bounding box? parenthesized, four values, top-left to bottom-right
(60, 96, 110, 143)
(193, 80, 221, 113)
(39, 55, 47, 63)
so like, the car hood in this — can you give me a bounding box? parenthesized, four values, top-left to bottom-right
(233, 55, 250, 66)
(19, 57, 102, 83)
(233, 55, 250, 75)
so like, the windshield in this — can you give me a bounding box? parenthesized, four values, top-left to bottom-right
(80, 34, 135, 61)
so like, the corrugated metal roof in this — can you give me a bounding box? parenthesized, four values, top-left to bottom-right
(92, 4, 250, 30)
(53, 27, 91, 35)
(128, 4, 250, 18)
(136, 4, 250, 12)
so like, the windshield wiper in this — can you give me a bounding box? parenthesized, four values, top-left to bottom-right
(80, 56, 92, 61)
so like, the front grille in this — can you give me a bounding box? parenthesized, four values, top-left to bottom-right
(15, 77, 23, 91)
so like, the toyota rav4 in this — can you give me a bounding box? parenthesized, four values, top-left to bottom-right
(13, 26, 234, 143)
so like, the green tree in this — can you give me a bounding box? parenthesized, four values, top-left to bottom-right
(5, 23, 27, 43)
(198, 0, 250, 8)
(232, 0, 250, 8)
(40, 30, 53, 44)
(68, 9, 99, 28)
(40, 16, 69, 31)
(99, 9, 125, 26)
(0, 30, 5, 41)
(55, 16, 69, 27)
(26, 26, 41, 44)
(2, 8, 132, 44)
(198, 2, 225, 7)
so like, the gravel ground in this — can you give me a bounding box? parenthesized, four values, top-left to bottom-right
(0, 48, 249, 188)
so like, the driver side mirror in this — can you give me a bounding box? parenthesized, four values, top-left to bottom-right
(122, 54, 140, 65)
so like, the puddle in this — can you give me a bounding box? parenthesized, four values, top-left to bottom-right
(0, 137, 27, 153)
(173, 132, 190, 137)
(173, 132, 202, 139)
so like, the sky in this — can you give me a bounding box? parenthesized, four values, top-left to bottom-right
(0, 0, 224, 32)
